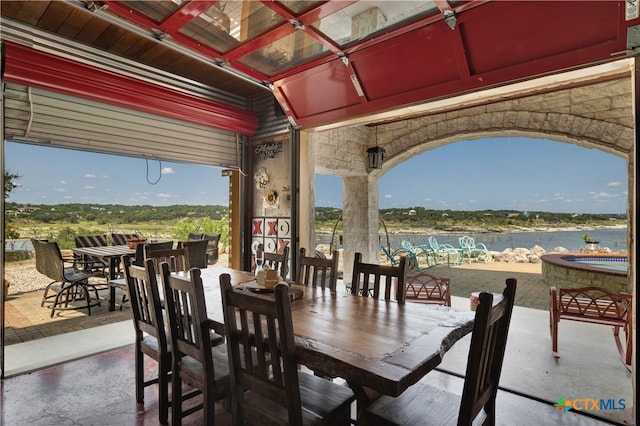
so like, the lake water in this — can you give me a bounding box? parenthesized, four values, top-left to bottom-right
(6, 228, 629, 254)
(316, 228, 628, 253)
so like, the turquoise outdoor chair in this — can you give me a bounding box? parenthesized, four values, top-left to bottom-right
(428, 236, 462, 266)
(381, 245, 421, 273)
(400, 241, 437, 269)
(459, 235, 490, 263)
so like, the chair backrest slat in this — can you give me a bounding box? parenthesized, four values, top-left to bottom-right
(351, 252, 408, 303)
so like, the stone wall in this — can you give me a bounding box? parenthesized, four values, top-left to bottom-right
(541, 258, 629, 294)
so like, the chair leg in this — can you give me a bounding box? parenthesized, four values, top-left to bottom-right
(41, 280, 58, 307)
(612, 325, 632, 371)
(49, 282, 72, 318)
(79, 282, 92, 316)
(203, 384, 215, 426)
(158, 356, 170, 424)
(134, 345, 145, 404)
(172, 368, 183, 426)
(550, 312, 559, 358)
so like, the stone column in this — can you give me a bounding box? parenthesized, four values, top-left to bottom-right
(298, 132, 314, 255)
(342, 175, 380, 285)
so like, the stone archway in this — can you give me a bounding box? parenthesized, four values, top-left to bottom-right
(310, 74, 634, 286)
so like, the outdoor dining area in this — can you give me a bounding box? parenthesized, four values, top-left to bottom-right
(30, 233, 221, 317)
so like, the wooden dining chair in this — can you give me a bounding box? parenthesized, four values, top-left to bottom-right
(350, 252, 408, 303)
(122, 256, 171, 424)
(361, 278, 517, 426)
(296, 247, 339, 291)
(219, 273, 356, 425)
(263, 245, 290, 279)
(145, 246, 189, 273)
(405, 272, 452, 306)
(160, 263, 230, 426)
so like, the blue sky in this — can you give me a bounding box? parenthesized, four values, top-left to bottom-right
(4, 137, 628, 213)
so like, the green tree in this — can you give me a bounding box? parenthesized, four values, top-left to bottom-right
(4, 171, 21, 239)
(4, 171, 20, 198)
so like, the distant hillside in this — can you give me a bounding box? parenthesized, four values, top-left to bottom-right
(5, 202, 626, 231)
(5, 203, 228, 224)
(314, 207, 627, 234)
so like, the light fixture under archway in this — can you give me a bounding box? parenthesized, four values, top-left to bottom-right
(367, 126, 385, 170)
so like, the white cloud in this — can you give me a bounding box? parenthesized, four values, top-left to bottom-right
(60, 180, 67, 185)
(63, 195, 73, 199)
(608, 181, 621, 187)
(54, 188, 67, 192)
(84, 185, 95, 190)
(592, 192, 612, 199)
(384, 194, 392, 198)
(161, 167, 176, 175)
(84, 174, 96, 178)
(157, 193, 172, 199)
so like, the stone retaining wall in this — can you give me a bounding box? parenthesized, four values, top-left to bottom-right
(541, 255, 629, 294)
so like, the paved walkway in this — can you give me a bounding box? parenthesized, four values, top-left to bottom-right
(427, 262, 548, 310)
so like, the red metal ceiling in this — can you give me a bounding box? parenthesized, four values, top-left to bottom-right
(2, 1, 636, 131)
(273, 1, 633, 128)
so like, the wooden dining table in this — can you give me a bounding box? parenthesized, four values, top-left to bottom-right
(176, 266, 475, 411)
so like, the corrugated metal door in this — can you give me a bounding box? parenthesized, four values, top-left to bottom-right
(252, 94, 291, 140)
(3, 83, 242, 168)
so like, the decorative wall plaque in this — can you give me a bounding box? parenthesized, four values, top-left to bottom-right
(255, 141, 283, 159)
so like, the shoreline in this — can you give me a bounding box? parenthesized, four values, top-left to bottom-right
(316, 223, 627, 236)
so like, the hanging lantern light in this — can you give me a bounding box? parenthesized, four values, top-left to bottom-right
(367, 126, 385, 170)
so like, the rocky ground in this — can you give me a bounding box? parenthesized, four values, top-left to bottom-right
(4, 252, 231, 296)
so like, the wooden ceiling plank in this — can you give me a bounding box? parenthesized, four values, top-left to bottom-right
(55, 5, 90, 38)
(36, 0, 72, 33)
(74, 16, 112, 45)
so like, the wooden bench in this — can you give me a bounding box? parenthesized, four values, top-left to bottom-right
(549, 286, 632, 371)
(405, 272, 451, 306)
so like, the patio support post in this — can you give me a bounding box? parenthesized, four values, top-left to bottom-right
(342, 175, 380, 285)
